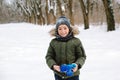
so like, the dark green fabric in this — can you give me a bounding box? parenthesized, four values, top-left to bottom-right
(45, 37, 86, 78)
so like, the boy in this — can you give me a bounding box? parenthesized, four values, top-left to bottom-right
(45, 16, 86, 80)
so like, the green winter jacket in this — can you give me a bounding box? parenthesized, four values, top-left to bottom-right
(46, 37, 86, 77)
(45, 36, 86, 78)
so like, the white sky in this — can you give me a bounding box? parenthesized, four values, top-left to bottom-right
(5, 0, 14, 4)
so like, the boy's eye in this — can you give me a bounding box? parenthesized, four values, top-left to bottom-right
(58, 28, 62, 30)
(64, 27, 67, 30)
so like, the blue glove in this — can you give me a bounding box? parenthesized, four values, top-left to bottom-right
(60, 63, 76, 76)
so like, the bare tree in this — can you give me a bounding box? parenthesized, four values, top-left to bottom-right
(79, 0, 89, 29)
(102, 0, 115, 31)
(67, 0, 74, 25)
(16, 0, 45, 24)
(48, 0, 56, 24)
(45, 0, 50, 24)
(0, 0, 25, 23)
(1, 0, 120, 32)
(36, 0, 45, 25)
(56, 0, 63, 16)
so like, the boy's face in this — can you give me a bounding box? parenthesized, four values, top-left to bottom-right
(58, 24, 69, 37)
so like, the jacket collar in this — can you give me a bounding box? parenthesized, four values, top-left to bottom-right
(55, 32, 74, 42)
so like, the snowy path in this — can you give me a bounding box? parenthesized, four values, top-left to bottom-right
(0, 23, 120, 80)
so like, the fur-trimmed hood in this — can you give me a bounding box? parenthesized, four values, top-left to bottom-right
(49, 26, 80, 37)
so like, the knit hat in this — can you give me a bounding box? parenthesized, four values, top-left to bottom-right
(56, 16, 71, 29)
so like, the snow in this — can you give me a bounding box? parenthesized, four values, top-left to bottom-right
(0, 23, 120, 80)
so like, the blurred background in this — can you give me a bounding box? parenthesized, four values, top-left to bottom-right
(1, 0, 120, 31)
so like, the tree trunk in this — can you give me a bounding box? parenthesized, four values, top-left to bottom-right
(79, 0, 89, 29)
(37, 0, 45, 25)
(56, 0, 63, 16)
(48, 0, 56, 24)
(102, 0, 115, 31)
(46, 0, 50, 24)
(68, 0, 74, 25)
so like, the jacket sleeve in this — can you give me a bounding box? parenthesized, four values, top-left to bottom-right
(45, 40, 57, 69)
(75, 39, 86, 69)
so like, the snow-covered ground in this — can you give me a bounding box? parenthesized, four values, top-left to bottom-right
(0, 23, 120, 80)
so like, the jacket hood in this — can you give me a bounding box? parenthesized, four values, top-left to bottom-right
(49, 26, 80, 37)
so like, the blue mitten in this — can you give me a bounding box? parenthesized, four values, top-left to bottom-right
(60, 63, 76, 76)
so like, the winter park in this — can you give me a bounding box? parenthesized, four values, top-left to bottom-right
(0, 0, 120, 80)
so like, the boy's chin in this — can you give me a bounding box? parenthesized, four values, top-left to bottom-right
(61, 35, 67, 37)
